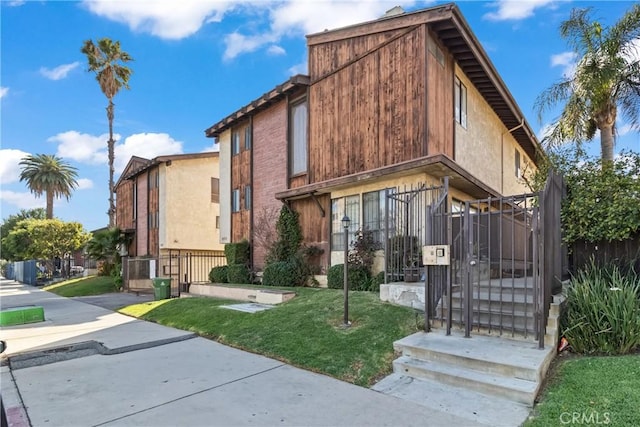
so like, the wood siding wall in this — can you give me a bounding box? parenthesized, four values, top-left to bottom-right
(290, 194, 330, 271)
(116, 180, 135, 231)
(426, 30, 454, 158)
(149, 168, 160, 257)
(231, 122, 251, 242)
(308, 25, 428, 183)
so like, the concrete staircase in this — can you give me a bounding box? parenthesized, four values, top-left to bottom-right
(373, 293, 565, 426)
(445, 277, 538, 337)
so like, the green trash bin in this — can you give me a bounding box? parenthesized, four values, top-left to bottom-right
(152, 277, 171, 300)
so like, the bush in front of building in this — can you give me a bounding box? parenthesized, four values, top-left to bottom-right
(327, 264, 372, 291)
(227, 264, 251, 284)
(209, 265, 228, 283)
(224, 240, 250, 265)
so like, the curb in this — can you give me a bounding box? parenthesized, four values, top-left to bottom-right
(1, 365, 30, 427)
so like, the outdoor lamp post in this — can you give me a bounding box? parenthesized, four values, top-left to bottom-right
(342, 214, 351, 327)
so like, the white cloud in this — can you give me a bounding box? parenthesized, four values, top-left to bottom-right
(50, 130, 116, 165)
(201, 142, 220, 153)
(224, 32, 278, 60)
(267, 45, 286, 56)
(537, 123, 554, 141)
(39, 62, 80, 81)
(484, 0, 555, 21)
(0, 87, 8, 99)
(0, 190, 44, 210)
(550, 51, 577, 78)
(82, 0, 235, 40)
(0, 149, 30, 185)
(114, 133, 183, 173)
(76, 178, 94, 190)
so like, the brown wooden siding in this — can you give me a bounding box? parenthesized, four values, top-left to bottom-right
(290, 195, 330, 271)
(149, 168, 160, 257)
(136, 174, 149, 256)
(231, 122, 252, 242)
(426, 30, 454, 157)
(115, 180, 135, 231)
(308, 25, 426, 184)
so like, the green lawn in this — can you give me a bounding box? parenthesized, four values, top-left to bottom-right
(44, 275, 118, 297)
(526, 354, 640, 427)
(119, 288, 423, 386)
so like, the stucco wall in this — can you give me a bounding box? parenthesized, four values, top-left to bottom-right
(219, 131, 232, 244)
(252, 100, 288, 269)
(159, 156, 223, 252)
(453, 66, 534, 197)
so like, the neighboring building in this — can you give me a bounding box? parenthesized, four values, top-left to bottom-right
(206, 3, 541, 275)
(115, 152, 224, 286)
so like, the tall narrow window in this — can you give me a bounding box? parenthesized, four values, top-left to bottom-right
(232, 189, 240, 212)
(132, 182, 137, 220)
(231, 129, 240, 155)
(363, 190, 387, 244)
(290, 99, 308, 175)
(245, 125, 252, 150)
(211, 178, 219, 203)
(244, 185, 251, 210)
(515, 150, 521, 178)
(331, 195, 360, 250)
(454, 77, 467, 128)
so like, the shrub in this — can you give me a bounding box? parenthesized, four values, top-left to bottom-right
(348, 228, 381, 270)
(266, 206, 303, 264)
(368, 271, 386, 293)
(327, 264, 371, 291)
(209, 266, 228, 283)
(227, 264, 251, 284)
(224, 240, 250, 265)
(262, 261, 297, 287)
(563, 261, 640, 355)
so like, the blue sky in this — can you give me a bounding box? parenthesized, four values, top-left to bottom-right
(1, 0, 638, 232)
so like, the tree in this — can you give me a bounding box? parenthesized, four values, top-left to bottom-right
(0, 208, 46, 260)
(535, 5, 640, 164)
(86, 227, 128, 276)
(81, 38, 133, 227)
(19, 155, 78, 219)
(3, 219, 90, 264)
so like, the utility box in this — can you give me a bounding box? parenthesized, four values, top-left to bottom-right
(423, 245, 450, 266)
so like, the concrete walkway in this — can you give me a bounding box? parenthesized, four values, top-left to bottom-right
(0, 280, 482, 427)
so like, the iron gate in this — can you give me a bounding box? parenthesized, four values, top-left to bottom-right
(388, 172, 564, 348)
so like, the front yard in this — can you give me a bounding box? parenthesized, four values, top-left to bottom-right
(526, 354, 640, 426)
(43, 275, 118, 297)
(119, 287, 423, 386)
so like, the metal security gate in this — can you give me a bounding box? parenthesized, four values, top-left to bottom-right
(390, 172, 564, 348)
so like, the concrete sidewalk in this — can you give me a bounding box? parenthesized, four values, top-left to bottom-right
(0, 280, 483, 426)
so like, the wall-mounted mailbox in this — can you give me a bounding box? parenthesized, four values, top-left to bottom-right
(422, 245, 450, 266)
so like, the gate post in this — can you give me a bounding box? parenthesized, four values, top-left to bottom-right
(464, 201, 473, 338)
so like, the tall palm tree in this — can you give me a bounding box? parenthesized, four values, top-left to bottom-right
(19, 154, 78, 219)
(81, 38, 133, 227)
(535, 5, 640, 163)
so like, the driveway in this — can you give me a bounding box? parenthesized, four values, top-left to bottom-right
(72, 292, 154, 311)
(0, 280, 481, 426)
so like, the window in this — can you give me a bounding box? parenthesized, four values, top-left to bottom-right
(452, 198, 479, 215)
(216, 216, 220, 229)
(331, 195, 360, 250)
(454, 77, 467, 128)
(132, 183, 137, 220)
(231, 129, 240, 155)
(211, 178, 219, 203)
(290, 99, 308, 175)
(515, 150, 521, 178)
(244, 185, 251, 210)
(245, 125, 252, 150)
(232, 189, 240, 212)
(363, 190, 387, 244)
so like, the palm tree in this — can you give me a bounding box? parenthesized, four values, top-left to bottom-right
(535, 5, 640, 163)
(19, 154, 78, 219)
(81, 38, 133, 227)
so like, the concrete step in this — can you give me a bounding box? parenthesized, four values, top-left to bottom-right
(393, 355, 538, 405)
(372, 373, 531, 427)
(394, 331, 545, 382)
